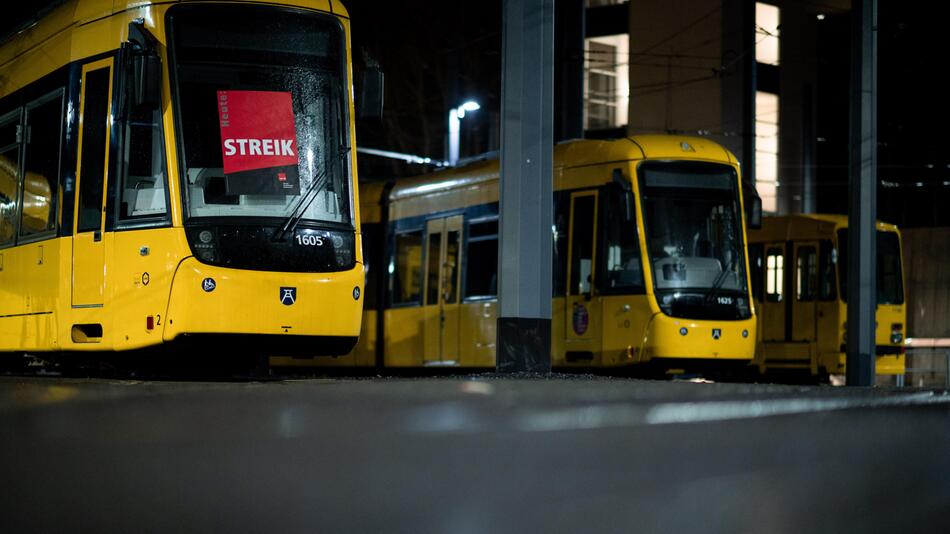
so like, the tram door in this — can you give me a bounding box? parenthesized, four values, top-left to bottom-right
(422, 216, 463, 364)
(761, 244, 786, 341)
(72, 61, 113, 308)
(564, 191, 601, 360)
(792, 242, 818, 342)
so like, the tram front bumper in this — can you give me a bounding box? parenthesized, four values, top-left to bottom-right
(162, 258, 364, 350)
(639, 313, 757, 362)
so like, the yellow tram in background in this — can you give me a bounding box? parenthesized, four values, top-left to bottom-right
(748, 215, 906, 378)
(277, 136, 759, 371)
(0, 0, 363, 362)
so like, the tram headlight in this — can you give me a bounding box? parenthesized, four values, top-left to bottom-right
(659, 293, 674, 315)
(737, 297, 750, 317)
(190, 228, 218, 263)
(891, 323, 903, 344)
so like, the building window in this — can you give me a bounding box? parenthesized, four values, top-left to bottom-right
(756, 91, 779, 214)
(756, 3, 780, 66)
(584, 34, 629, 130)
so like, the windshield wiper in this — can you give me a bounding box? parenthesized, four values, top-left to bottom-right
(271, 167, 329, 242)
(704, 257, 734, 304)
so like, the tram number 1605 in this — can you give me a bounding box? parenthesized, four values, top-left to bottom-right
(295, 234, 325, 246)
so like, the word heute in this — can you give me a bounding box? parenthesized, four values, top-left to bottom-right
(223, 138, 295, 157)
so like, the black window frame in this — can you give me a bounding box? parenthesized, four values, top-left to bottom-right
(16, 88, 64, 244)
(0, 107, 23, 249)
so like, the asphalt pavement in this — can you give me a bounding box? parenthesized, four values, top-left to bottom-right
(1, 375, 948, 533)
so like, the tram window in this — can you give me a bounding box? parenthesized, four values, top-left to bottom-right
(119, 102, 167, 222)
(391, 230, 423, 306)
(818, 240, 837, 300)
(570, 195, 596, 295)
(0, 111, 20, 247)
(20, 91, 63, 238)
(77, 68, 111, 233)
(444, 230, 460, 304)
(765, 247, 783, 302)
(362, 224, 379, 309)
(603, 189, 644, 293)
(796, 246, 817, 301)
(553, 193, 568, 297)
(465, 219, 498, 299)
(426, 231, 442, 305)
(748, 243, 764, 301)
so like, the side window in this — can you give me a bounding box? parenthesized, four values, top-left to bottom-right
(426, 230, 442, 305)
(602, 189, 644, 293)
(391, 230, 423, 306)
(77, 67, 111, 234)
(796, 246, 817, 301)
(552, 192, 568, 297)
(818, 240, 837, 300)
(0, 110, 20, 247)
(748, 243, 764, 302)
(20, 91, 63, 239)
(465, 219, 498, 299)
(118, 95, 168, 223)
(362, 223, 379, 310)
(569, 194, 596, 295)
(766, 247, 784, 302)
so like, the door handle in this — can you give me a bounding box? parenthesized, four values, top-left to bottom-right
(93, 230, 102, 242)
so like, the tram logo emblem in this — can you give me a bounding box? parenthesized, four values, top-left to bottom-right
(712, 328, 722, 340)
(202, 278, 216, 292)
(280, 287, 297, 306)
(572, 303, 589, 336)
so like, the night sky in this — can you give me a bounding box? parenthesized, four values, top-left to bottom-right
(3, 1, 946, 227)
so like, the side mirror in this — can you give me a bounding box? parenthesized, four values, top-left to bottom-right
(126, 19, 162, 110)
(132, 53, 162, 109)
(359, 66, 384, 120)
(746, 194, 762, 230)
(611, 168, 634, 222)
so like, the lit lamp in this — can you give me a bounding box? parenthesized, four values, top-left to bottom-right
(448, 100, 480, 166)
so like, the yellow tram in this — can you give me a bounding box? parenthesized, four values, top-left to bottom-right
(278, 136, 759, 371)
(0, 1, 363, 361)
(748, 215, 906, 378)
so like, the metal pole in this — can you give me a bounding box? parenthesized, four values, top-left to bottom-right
(846, 0, 877, 386)
(496, 0, 554, 373)
(448, 108, 460, 165)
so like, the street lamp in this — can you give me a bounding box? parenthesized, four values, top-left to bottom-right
(448, 100, 480, 166)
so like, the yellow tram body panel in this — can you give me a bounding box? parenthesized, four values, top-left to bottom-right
(1, 1, 364, 357)
(748, 214, 906, 376)
(282, 136, 758, 369)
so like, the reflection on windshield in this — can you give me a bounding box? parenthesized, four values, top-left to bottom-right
(169, 5, 350, 225)
(639, 161, 750, 320)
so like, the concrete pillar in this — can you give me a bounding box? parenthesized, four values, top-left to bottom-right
(846, 0, 877, 386)
(497, 0, 555, 373)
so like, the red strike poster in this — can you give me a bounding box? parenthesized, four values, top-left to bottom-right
(217, 90, 301, 195)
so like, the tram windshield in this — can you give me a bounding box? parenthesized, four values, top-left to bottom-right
(837, 229, 905, 305)
(638, 161, 751, 319)
(168, 5, 352, 226)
